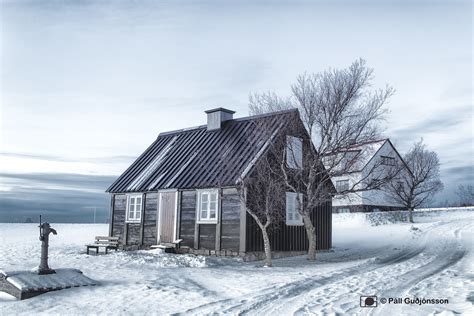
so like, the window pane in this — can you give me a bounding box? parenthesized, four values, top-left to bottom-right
(210, 210, 216, 219)
(210, 201, 217, 211)
(201, 210, 208, 219)
(202, 193, 209, 203)
(201, 201, 208, 211)
(286, 136, 303, 169)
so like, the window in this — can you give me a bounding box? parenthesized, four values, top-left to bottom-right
(286, 192, 303, 225)
(336, 179, 350, 192)
(286, 136, 303, 169)
(126, 194, 143, 222)
(381, 156, 395, 166)
(341, 151, 359, 168)
(339, 208, 350, 214)
(197, 190, 218, 223)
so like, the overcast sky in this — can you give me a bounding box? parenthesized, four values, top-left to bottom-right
(1, 0, 472, 222)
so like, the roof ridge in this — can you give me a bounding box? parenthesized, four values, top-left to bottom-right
(157, 108, 299, 137)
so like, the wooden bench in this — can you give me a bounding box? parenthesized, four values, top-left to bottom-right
(86, 236, 119, 255)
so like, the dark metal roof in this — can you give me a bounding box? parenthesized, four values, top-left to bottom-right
(106, 109, 299, 193)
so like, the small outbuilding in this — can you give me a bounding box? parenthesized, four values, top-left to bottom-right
(106, 108, 332, 259)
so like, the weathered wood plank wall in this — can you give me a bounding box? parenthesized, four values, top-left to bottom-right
(179, 191, 196, 247)
(112, 195, 126, 244)
(143, 193, 158, 245)
(220, 188, 241, 251)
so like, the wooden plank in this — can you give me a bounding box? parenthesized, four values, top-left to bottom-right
(176, 191, 182, 241)
(194, 223, 200, 249)
(199, 224, 216, 249)
(139, 194, 147, 246)
(108, 194, 114, 237)
(215, 188, 222, 251)
(123, 223, 128, 246)
(239, 187, 247, 253)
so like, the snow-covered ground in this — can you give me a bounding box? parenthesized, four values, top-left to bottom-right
(0, 209, 473, 315)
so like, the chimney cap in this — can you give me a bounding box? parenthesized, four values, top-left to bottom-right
(205, 107, 236, 114)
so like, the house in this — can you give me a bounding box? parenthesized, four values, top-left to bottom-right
(330, 139, 411, 213)
(106, 108, 332, 258)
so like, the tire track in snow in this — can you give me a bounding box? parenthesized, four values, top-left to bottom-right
(294, 219, 471, 315)
(181, 219, 466, 315)
(178, 241, 427, 315)
(370, 219, 472, 316)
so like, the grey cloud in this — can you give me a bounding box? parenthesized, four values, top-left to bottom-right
(0, 173, 116, 223)
(391, 105, 471, 140)
(1, 152, 136, 164)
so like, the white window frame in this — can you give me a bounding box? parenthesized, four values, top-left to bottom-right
(286, 192, 304, 226)
(126, 193, 143, 223)
(286, 136, 303, 169)
(336, 179, 350, 192)
(196, 189, 219, 224)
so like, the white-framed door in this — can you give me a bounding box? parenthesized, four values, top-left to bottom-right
(157, 190, 178, 244)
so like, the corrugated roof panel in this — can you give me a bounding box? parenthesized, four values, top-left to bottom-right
(106, 109, 299, 193)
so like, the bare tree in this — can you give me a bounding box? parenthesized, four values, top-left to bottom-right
(455, 184, 474, 207)
(249, 59, 396, 260)
(386, 139, 443, 222)
(237, 153, 286, 267)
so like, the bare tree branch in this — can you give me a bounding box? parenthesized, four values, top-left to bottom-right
(385, 139, 443, 222)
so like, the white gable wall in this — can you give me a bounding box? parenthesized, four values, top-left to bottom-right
(361, 141, 407, 207)
(331, 140, 412, 210)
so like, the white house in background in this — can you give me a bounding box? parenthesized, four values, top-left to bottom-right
(330, 139, 411, 213)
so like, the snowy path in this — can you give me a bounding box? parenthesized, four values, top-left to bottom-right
(181, 218, 473, 315)
(1, 211, 472, 315)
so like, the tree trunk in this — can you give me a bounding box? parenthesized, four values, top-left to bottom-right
(303, 213, 317, 261)
(408, 207, 414, 223)
(261, 226, 272, 267)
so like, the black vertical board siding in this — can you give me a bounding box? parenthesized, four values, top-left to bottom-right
(245, 201, 332, 252)
(143, 193, 158, 245)
(179, 191, 196, 247)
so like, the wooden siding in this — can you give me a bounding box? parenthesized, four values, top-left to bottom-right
(179, 191, 196, 247)
(246, 200, 332, 252)
(220, 188, 241, 251)
(178, 189, 241, 251)
(143, 193, 158, 245)
(112, 195, 126, 244)
(199, 224, 216, 250)
(126, 223, 141, 245)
